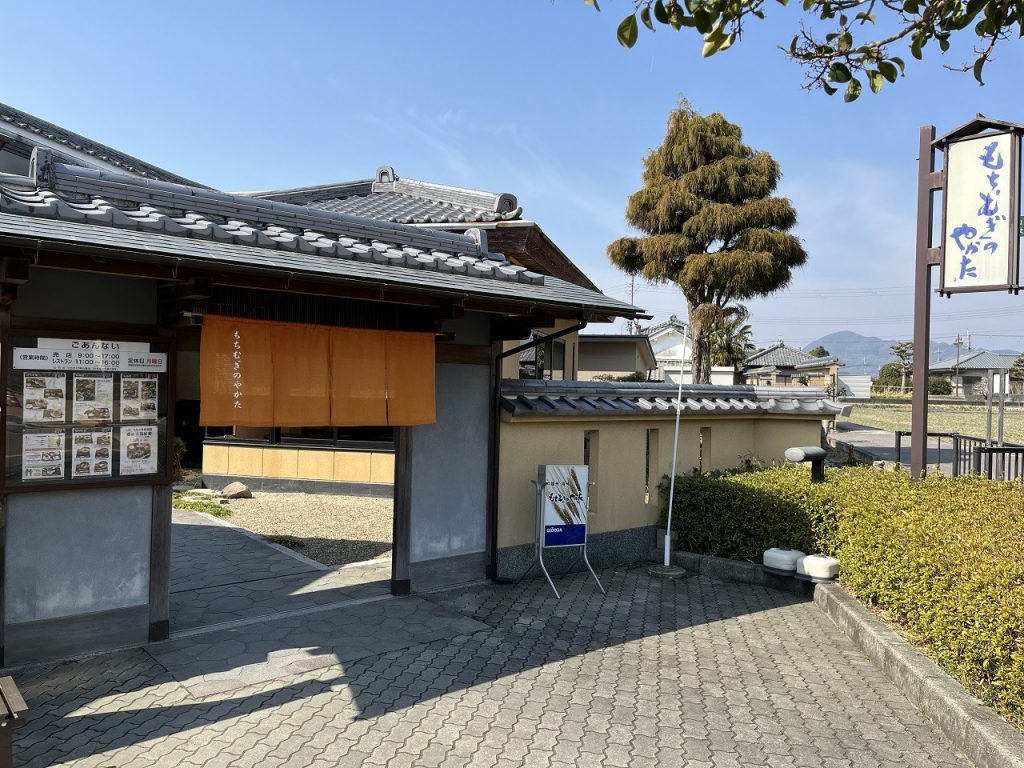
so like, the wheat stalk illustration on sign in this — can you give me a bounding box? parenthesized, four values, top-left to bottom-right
(549, 466, 585, 525)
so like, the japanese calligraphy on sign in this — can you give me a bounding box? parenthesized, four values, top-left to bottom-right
(942, 132, 1021, 292)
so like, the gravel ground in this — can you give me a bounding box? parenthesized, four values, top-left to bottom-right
(218, 492, 393, 567)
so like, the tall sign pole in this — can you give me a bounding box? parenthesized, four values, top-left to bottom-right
(911, 126, 940, 480)
(913, 115, 1023, 480)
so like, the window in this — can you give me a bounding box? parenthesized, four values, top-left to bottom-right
(583, 430, 599, 514)
(645, 428, 659, 505)
(699, 427, 712, 473)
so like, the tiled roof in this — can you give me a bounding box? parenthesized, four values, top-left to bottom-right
(248, 166, 522, 225)
(930, 350, 1020, 372)
(745, 343, 839, 370)
(0, 101, 206, 188)
(0, 150, 644, 320)
(643, 314, 687, 338)
(500, 380, 844, 418)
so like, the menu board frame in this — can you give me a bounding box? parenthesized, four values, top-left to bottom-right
(2, 329, 175, 493)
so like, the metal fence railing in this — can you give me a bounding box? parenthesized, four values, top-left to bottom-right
(894, 430, 1024, 481)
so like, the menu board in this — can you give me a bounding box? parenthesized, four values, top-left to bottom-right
(5, 334, 170, 489)
(73, 373, 114, 423)
(71, 428, 113, 478)
(119, 425, 158, 476)
(23, 373, 66, 424)
(22, 430, 65, 480)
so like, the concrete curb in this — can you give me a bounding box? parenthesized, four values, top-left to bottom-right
(651, 549, 814, 598)
(815, 583, 1024, 768)
(659, 549, 1024, 767)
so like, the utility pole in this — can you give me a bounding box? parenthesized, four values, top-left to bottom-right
(953, 334, 963, 398)
(967, 329, 972, 351)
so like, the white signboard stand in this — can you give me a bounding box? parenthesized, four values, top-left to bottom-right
(520, 464, 605, 599)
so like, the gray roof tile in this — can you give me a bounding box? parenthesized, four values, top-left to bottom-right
(500, 379, 842, 418)
(0, 101, 206, 188)
(0, 153, 643, 320)
(745, 343, 840, 370)
(247, 166, 523, 225)
(930, 350, 1019, 372)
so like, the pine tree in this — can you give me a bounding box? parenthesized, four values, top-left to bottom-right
(808, 345, 830, 358)
(1011, 353, 1024, 381)
(608, 103, 806, 384)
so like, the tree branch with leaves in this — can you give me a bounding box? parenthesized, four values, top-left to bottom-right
(584, 0, 1022, 100)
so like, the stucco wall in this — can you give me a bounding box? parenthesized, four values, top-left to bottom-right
(497, 416, 823, 549)
(409, 362, 490, 563)
(6, 486, 152, 623)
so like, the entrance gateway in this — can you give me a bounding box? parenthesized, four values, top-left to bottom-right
(0, 147, 644, 664)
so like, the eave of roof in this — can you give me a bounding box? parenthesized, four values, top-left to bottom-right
(0, 151, 645, 321)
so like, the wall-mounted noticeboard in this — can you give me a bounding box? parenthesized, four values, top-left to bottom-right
(3, 334, 171, 491)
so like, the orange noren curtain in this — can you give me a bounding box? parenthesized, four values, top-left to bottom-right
(330, 329, 388, 426)
(200, 315, 436, 427)
(272, 323, 331, 427)
(200, 315, 275, 426)
(384, 331, 436, 426)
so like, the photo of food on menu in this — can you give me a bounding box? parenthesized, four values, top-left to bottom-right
(72, 373, 114, 423)
(71, 427, 113, 477)
(23, 373, 66, 424)
(22, 429, 65, 480)
(120, 375, 158, 421)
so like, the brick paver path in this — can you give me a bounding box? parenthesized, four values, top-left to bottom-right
(12, 567, 968, 767)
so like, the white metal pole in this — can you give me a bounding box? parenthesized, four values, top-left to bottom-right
(663, 355, 686, 567)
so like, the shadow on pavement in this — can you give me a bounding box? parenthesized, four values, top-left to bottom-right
(11, 567, 811, 766)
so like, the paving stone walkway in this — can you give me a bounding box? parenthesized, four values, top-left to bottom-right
(170, 510, 391, 633)
(11, 567, 969, 767)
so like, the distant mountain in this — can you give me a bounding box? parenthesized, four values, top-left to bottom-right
(801, 331, 1019, 377)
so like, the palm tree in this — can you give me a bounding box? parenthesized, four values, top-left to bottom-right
(709, 315, 755, 371)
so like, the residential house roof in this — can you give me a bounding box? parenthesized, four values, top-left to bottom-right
(930, 350, 1019, 372)
(643, 314, 687, 338)
(0, 101, 206, 188)
(0, 149, 644, 321)
(499, 379, 844, 418)
(744, 342, 841, 371)
(247, 166, 521, 225)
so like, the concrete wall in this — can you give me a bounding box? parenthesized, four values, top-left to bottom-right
(497, 416, 823, 549)
(203, 444, 395, 485)
(5, 486, 152, 623)
(577, 342, 649, 381)
(409, 362, 490, 563)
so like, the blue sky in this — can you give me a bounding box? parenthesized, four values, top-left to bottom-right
(3, 1, 1023, 357)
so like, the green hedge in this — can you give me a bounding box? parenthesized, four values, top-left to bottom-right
(663, 466, 1024, 729)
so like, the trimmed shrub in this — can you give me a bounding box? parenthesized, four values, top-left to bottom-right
(928, 376, 953, 395)
(659, 467, 837, 560)
(664, 465, 1024, 729)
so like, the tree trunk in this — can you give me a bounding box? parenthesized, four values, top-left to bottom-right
(688, 305, 712, 385)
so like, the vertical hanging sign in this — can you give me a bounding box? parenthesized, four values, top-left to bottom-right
(941, 131, 1022, 293)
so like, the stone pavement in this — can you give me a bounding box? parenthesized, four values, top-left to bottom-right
(831, 422, 956, 473)
(170, 510, 391, 633)
(12, 567, 969, 767)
